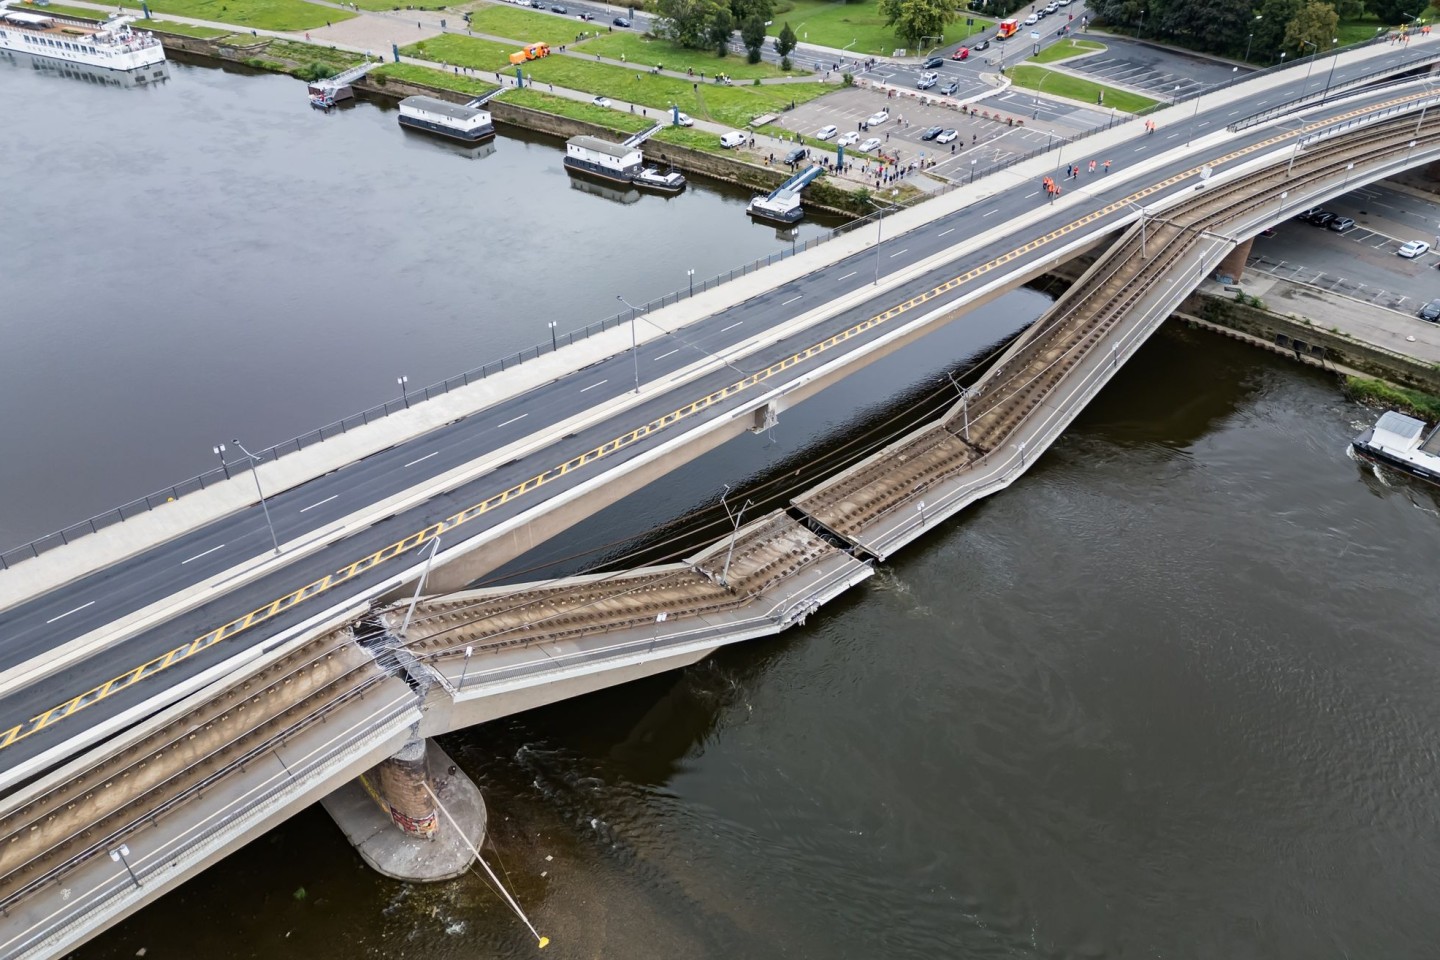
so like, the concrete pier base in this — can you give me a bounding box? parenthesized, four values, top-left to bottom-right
(320, 739, 486, 882)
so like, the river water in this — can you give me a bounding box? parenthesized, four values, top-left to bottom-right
(7, 53, 1440, 960)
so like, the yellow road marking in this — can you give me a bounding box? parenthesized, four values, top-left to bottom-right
(2, 88, 1428, 756)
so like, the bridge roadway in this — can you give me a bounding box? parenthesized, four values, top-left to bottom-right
(1, 41, 1437, 785)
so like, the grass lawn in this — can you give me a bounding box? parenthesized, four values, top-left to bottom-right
(372, 61, 501, 96)
(119, 0, 353, 31)
(400, 33, 518, 71)
(1007, 64, 1157, 113)
(498, 87, 653, 132)
(143, 17, 234, 35)
(1028, 38, 1103, 64)
(579, 31, 795, 79)
(267, 38, 364, 67)
(774, 0, 989, 57)
(29, 3, 105, 19)
(348, 0, 445, 9)
(522, 53, 828, 126)
(461, 3, 590, 46)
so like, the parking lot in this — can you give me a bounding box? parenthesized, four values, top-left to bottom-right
(1248, 210, 1440, 315)
(1067, 35, 1255, 100)
(771, 85, 1103, 184)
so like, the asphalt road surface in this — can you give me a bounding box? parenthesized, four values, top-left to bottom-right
(2, 55, 1435, 773)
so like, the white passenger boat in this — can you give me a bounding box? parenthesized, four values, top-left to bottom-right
(397, 95, 495, 143)
(1351, 409, 1440, 486)
(746, 190, 803, 224)
(633, 166, 686, 194)
(564, 135, 643, 186)
(0, 2, 166, 77)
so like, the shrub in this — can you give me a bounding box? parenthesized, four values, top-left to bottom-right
(780, 54, 792, 70)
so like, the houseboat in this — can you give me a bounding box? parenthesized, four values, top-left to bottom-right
(1351, 410, 1440, 487)
(563, 135, 643, 186)
(397, 95, 495, 143)
(0, 2, 166, 77)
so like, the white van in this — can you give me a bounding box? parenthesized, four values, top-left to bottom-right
(719, 131, 748, 148)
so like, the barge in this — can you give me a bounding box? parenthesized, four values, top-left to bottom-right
(563, 135, 643, 186)
(1351, 410, 1440, 486)
(397, 95, 496, 143)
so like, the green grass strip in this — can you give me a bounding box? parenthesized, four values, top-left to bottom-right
(124, 0, 354, 31)
(1345, 376, 1440, 421)
(498, 87, 653, 132)
(580, 31, 796, 80)
(1028, 38, 1104, 64)
(401, 33, 520, 73)
(372, 61, 502, 97)
(1006, 64, 1157, 114)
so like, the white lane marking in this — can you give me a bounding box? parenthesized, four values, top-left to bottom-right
(181, 543, 227, 565)
(1166, 133, 1179, 139)
(984, 209, 999, 217)
(1228, 110, 1239, 116)
(1198, 121, 1209, 128)
(781, 295, 803, 306)
(939, 227, 955, 237)
(46, 600, 95, 624)
(497, 413, 529, 428)
(723, 319, 748, 330)
(1025, 191, 1038, 198)
(838, 271, 857, 281)
(300, 494, 338, 513)
(404, 451, 439, 468)
(654, 348, 679, 360)
(581, 379, 608, 392)
(890, 248, 909, 258)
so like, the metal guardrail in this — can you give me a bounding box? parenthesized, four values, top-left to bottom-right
(2, 36, 1432, 571)
(1227, 49, 1440, 132)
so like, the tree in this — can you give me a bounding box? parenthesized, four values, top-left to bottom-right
(776, 21, 797, 58)
(655, 0, 726, 48)
(876, 0, 958, 49)
(1335, 0, 1363, 16)
(706, 7, 734, 55)
(729, 0, 771, 26)
(1365, 0, 1426, 24)
(1252, 0, 1302, 60)
(741, 14, 767, 63)
(1282, 0, 1340, 55)
(1158, 0, 1253, 52)
(1086, 0, 1154, 32)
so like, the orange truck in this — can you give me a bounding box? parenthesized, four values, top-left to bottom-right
(508, 42, 550, 64)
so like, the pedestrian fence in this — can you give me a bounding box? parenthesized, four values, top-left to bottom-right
(1, 35, 1431, 570)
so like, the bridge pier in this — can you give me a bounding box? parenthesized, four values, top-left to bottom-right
(1213, 236, 1254, 284)
(320, 737, 486, 882)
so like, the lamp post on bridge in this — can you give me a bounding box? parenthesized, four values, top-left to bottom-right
(718, 484, 754, 590)
(868, 189, 900, 286)
(548, 320, 558, 351)
(109, 845, 140, 889)
(1299, 39, 1318, 93)
(397, 375, 409, 409)
(687, 268, 695, 297)
(614, 295, 644, 394)
(1322, 37, 1339, 96)
(1124, 200, 1150, 259)
(212, 442, 230, 480)
(231, 438, 281, 556)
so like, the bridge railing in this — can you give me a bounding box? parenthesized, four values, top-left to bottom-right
(1, 39, 1429, 571)
(1227, 49, 1440, 132)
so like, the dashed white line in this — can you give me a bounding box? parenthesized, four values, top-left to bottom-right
(1166, 133, 1179, 139)
(404, 451, 439, 468)
(939, 228, 955, 237)
(984, 209, 999, 217)
(181, 543, 227, 565)
(581, 379, 608, 392)
(654, 348, 679, 360)
(497, 413, 529, 428)
(46, 601, 95, 624)
(723, 319, 748, 330)
(838, 271, 857, 281)
(300, 494, 338, 513)
(781, 296, 803, 306)
(890, 248, 908, 258)
(1025, 191, 1038, 198)
(1228, 110, 1239, 116)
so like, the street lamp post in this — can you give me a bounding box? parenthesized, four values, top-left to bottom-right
(969, 158, 978, 184)
(869, 189, 899, 285)
(1244, 32, 1254, 63)
(687, 268, 695, 297)
(213, 442, 230, 480)
(1322, 37, 1339, 96)
(1136, 7, 1145, 40)
(548, 320, 558, 351)
(458, 644, 474, 689)
(110, 845, 140, 889)
(1300, 39, 1318, 93)
(1276, 189, 1288, 217)
(718, 485, 753, 589)
(397, 375, 409, 408)
(1125, 200, 1149, 258)
(614, 295, 644, 393)
(231, 438, 281, 555)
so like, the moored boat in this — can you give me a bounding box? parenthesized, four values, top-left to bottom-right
(746, 191, 804, 224)
(563, 135, 643, 186)
(397, 95, 495, 143)
(0, 2, 166, 76)
(1350, 409, 1440, 486)
(633, 166, 686, 194)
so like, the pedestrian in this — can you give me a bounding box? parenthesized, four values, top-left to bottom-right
(1088, 159, 1096, 174)
(1103, 159, 1111, 172)
(304, 30, 309, 39)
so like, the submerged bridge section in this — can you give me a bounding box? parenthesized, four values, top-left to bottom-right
(6, 45, 1440, 960)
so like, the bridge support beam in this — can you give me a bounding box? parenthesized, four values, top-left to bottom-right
(1213, 236, 1253, 284)
(320, 738, 486, 881)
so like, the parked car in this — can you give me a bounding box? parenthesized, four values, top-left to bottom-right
(673, 111, 694, 126)
(972, 38, 990, 50)
(837, 131, 859, 146)
(923, 56, 945, 69)
(921, 125, 943, 140)
(936, 128, 958, 143)
(719, 130, 748, 148)
(530, 0, 545, 7)
(1418, 299, 1440, 322)
(1045, 1, 1059, 12)
(1398, 239, 1430, 258)
(577, 12, 593, 20)
(1023, 13, 1038, 24)
(940, 80, 959, 95)
(951, 46, 969, 60)
(550, 4, 567, 12)
(858, 136, 883, 152)
(866, 109, 890, 125)
(612, 15, 631, 25)
(1309, 212, 1337, 228)
(815, 124, 839, 140)
(783, 145, 807, 164)
(1327, 216, 1355, 232)
(917, 74, 938, 90)
(591, 95, 611, 107)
